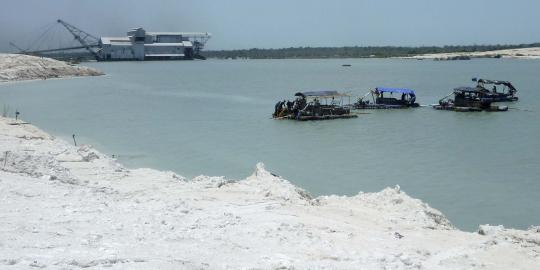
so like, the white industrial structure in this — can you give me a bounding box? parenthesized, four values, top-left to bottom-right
(15, 20, 212, 61)
(98, 28, 211, 61)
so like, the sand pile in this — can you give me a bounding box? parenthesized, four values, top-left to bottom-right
(0, 117, 538, 269)
(404, 47, 540, 60)
(0, 54, 103, 82)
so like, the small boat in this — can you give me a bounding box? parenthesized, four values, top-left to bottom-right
(473, 78, 518, 102)
(354, 87, 419, 109)
(273, 91, 357, 121)
(433, 87, 508, 112)
(342, 64, 352, 67)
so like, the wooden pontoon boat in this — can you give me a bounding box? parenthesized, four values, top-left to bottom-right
(273, 91, 357, 121)
(433, 87, 508, 112)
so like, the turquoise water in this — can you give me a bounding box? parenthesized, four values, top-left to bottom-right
(1, 58, 539, 231)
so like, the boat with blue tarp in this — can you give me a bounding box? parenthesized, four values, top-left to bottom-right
(354, 87, 419, 109)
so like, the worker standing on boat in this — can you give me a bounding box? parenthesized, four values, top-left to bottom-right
(410, 93, 416, 104)
(292, 95, 307, 119)
(273, 101, 283, 117)
(280, 100, 288, 117)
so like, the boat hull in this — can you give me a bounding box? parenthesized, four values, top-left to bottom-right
(433, 105, 508, 112)
(283, 114, 358, 121)
(353, 103, 419, 110)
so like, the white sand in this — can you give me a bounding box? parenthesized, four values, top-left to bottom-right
(0, 116, 538, 269)
(405, 47, 540, 60)
(0, 54, 103, 83)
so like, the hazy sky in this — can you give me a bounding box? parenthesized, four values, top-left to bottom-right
(1, 0, 539, 52)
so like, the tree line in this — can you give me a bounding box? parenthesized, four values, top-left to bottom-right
(204, 43, 540, 59)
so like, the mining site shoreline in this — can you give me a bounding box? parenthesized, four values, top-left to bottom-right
(0, 117, 539, 269)
(0, 54, 539, 269)
(399, 47, 540, 60)
(0, 54, 103, 83)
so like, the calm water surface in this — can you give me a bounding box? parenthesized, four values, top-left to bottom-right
(1, 58, 539, 231)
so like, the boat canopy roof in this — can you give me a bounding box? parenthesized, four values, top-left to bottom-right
(295, 91, 351, 98)
(454, 86, 482, 93)
(473, 78, 517, 91)
(375, 87, 415, 95)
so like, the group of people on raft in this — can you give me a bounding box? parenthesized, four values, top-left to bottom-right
(273, 95, 308, 118)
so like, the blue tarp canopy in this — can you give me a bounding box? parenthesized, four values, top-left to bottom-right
(376, 87, 415, 95)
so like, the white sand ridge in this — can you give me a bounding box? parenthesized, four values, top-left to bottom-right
(0, 116, 539, 269)
(403, 47, 540, 60)
(0, 54, 103, 83)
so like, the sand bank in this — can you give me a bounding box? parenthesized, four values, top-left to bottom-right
(0, 117, 538, 269)
(404, 47, 540, 60)
(0, 54, 103, 83)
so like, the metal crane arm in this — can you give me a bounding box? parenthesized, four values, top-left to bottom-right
(56, 19, 100, 60)
(24, 45, 99, 54)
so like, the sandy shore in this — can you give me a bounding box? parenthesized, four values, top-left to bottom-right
(0, 54, 103, 83)
(404, 47, 540, 60)
(0, 116, 538, 269)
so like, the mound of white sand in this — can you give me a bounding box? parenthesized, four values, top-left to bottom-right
(0, 54, 103, 82)
(404, 47, 540, 60)
(0, 117, 538, 269)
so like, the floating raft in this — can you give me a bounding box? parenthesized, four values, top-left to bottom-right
(490, 96, 519, 102)
(283, 114, 358, 121)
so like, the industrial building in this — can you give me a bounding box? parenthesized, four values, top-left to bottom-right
(14, 20, 211, 61)
(98, 28, 211, 61)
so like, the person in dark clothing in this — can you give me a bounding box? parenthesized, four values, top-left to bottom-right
(273, 101, 283, 117)
(409, 93, 416, 105)
(287, 100, 294, 111)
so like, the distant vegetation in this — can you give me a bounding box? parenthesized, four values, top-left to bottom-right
(204, 43, 540, 59)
